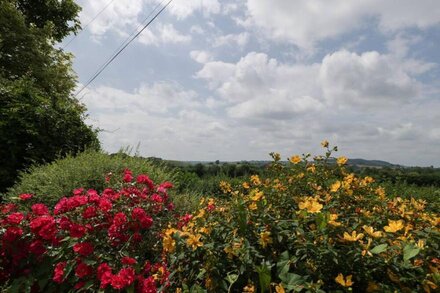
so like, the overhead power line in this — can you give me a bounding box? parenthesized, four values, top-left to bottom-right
(62, 0, 117, 50)
(75, 0, 173, 98)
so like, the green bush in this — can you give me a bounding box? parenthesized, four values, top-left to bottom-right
(4, 150, 180, 206)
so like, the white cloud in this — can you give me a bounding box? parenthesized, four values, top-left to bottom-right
(77, 0, 145, 36)
(319, 50, 420, 107)
(156, 0, 221, 19)
(245, 0, 440, 48)
(196, 52, 322, 120)
(190, 50, 214, 63)
(138, 23, 191, 46)
(213, 32, 250, 48)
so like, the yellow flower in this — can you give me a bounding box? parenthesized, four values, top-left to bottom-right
(362, 225, 383, 238)
(243, 284, 255, 293)
(248, 202, 257, 210)
(298, 198, 323, 213)
(259, 231, 273, 248)
(289, 155, 302, 164)
(275, 284, 285, 293)
(383, 219, 404, 233)
(328, 214, 342, 227)
(335, 273, 354, 287)
(343, 231, 364, 242)
(330, 181, 341, 192)
(251, 190, 264, 201)
(219, 181, 232, 193)
(337, 156, 348, 166)
(416, 239, 425, 249)
(307, 164, 316, 173)
(199, 227, 211, 235)
(194, 208, 206, 219)
(205, 277, 214, 290)
(375, 187, 386, 200)
(163, 235, 176, 253)
(176, 288, 182, 293)
(242, 182, 250, 189)
(321, 140, 329, 148)
(250, 175, 261, 186)
(271, 152, 281, 161)
(186, 234, 203, 250)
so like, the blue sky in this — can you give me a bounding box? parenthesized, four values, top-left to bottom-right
(64, 0, 440, 166)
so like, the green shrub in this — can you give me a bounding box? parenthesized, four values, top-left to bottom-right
(163, 144, 440, 292)
(4, 150, 180, 206)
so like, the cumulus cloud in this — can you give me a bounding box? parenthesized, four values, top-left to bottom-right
(154, 0, 221, 19)
(195, 49, 426, 119)
(190, 50, 214, 63)
(77, 0, 145, 36)
(138, 23, 191, 46)
(213, 32, 250, 48)
(319, 50, 420, 107)
(245, 0, 440, 48)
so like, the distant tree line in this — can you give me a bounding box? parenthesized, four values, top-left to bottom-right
(358, 167, 440, 187)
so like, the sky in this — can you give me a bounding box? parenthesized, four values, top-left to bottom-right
(64, 0, 440, 166)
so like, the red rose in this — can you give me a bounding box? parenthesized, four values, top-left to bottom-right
(73, 188, 84, 196)
(136, 175, 154, 190)
(119, 267, 135, 285)
(151, 194, 163, 203)
(97, 263, 112, 279)
(30, 215, 56, 240)
(31, 204, 49, 215)
(30, 240, 46, 255)
(82, 206, 97, 219)
(131, 207, 147, 220)
(53, 262, 66, 283)
(3, 226, 23, 242)
(75, 262, 92, 278)
(100, 271, 113, 289)
(1, 203, 16, 214)
(123, 169, 133, 183)
(74, 281, 85, 290)
(140, 215, 153, 229)
(7, 212, 24, 225)
(73, 242, 94, 256)
(113, 212, 127, 227)
(121, 256, 137, 265)
(69, 223, 86, 238)
(19, 193, 33, 200)
(111, 274, 126, 289)
(141, 276, 157, 293)
(98, 198, 112, 212)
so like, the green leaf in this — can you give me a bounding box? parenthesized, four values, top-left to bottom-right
(226, 273, 239, 285)
(256, 264, 271, 293)
(403, 244, 420, 261)
(370, 243, 388, 254)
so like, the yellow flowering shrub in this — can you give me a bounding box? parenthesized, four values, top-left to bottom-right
(164, 143, 440, 292)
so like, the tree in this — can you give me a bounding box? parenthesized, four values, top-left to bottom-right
(0, 0, 99, 193)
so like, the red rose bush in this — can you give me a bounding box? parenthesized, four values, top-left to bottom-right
(0, 169, 174, 292)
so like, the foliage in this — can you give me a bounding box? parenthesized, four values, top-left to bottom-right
(163, 143, 440, 292)
(0, 78, 99, 193)
(359, 166, 440, 187)
(0, 0, 98, 192)
(5, 150, 179, 207)
(0, 170, 174, 292)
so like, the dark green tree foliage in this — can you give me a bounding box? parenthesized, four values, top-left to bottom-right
(0, 0, 99, 192)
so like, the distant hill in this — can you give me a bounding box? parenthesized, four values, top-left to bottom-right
(345, 158, 401, 168)
(163, 158, 401, 169)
